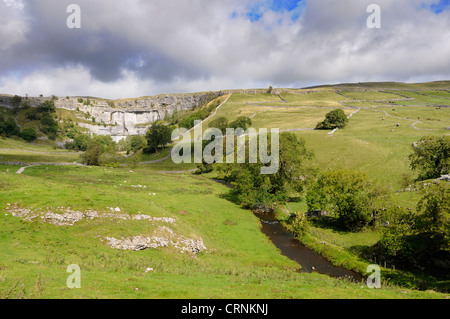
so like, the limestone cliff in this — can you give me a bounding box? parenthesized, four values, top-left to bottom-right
(0, 92, 223, 141)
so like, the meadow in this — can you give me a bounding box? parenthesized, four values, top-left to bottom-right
(0, 81, 449, 299)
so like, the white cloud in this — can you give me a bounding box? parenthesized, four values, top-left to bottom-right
(1, 0, 450, 98)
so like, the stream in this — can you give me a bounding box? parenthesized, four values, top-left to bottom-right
(212, 178, 364, 282)
(256, 211, 364, 282)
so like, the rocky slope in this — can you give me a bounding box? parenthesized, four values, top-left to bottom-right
(0, 92, 223, 141)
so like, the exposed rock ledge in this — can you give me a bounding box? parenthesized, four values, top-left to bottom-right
(103, 226, 207, 254)
(6, 203, 175, 226)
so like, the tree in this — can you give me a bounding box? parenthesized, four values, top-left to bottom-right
(126, 135, 147, 154)
(378, 182, 449, 265)
(230, 116, 252, 131)
(21, 128, 37, 142)
(37, 100, 56, 113)
(81, 141, 103, 166)
(415, 182, 449, 250)
(208, 117, 229, 135)
(144, 122, 172, 154)
(0, 118, 20, 137)
(11, 95, 22, 114)
(306, 169, 380, 231)
(267, 86, 273, 94)
(222, 132, 314, 209)
(316, 109, 348, 130)
(409, 135, 450, 180)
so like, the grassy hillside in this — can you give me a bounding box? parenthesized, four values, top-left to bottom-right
(0, 81, 449, 299)
(0, 164, 445, 299)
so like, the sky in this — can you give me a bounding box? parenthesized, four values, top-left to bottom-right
(0, 0, 450, 99)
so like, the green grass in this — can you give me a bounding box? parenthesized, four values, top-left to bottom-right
(384, 91, 450, 105)
(0, 137, 81, 163)
(0, 164, 446, 299)
(1, 84, 450, 299)
(339, 91, 405, 101)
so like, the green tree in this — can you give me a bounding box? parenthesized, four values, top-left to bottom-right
(316, 109, 348, 130)
(81, 141, 103, 166)
(378, 182, 449, 264)
(222, 132, 314, 209)
(11, 95, 22, 114)
(409, 135, 450, 180)
(21, 128, 37, 142)
(144, 122, 172, 154)
(306, 170, 380, 231)
(37, 100, 56, 113)
(126, 135, 147, 154)
(230, 116, 252, 131)
(0, 118, 20, 137)
(291, 211, 309, 237)
(208, 117, 229, 135)
(415, 182, 450, 254)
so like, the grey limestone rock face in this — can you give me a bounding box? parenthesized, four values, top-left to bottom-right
(0, 92, 224, 141)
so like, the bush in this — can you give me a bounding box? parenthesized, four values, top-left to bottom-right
(36, 100, 56, 113)
(378, 182, 449, 266)
(81, 141, 103, 166)
(208, 117, 229, 135)
(126, 135, 147, 154)
(222, 132, 314, 209)
(21, 128, 37, 142)
(316, 109, 348, 130)
(306, 170, 380, 231)
(230, 116, 252, 131)
(291, 211, 309, 237)
(409, 135, 450, 180)
(11, 95, 22, 114)
(0, 118, 20, 137)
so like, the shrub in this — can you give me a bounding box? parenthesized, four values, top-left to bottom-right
(291, 211, 309, 237)
(409, 135, 450, 180)
(126, 135, 147, 154)
(25, 108, 40, 121)
(230, 116, 252, 131)
(21, 128, 37, 142)
(81, 141, 103, 166)
(36, 100, 56, 113)
(316, 109, 348, 130)
(208, 117, 229, 135)
(378, 182, 449, 266)
(0, 118, 20, 137)
(306, 170, 380, 231)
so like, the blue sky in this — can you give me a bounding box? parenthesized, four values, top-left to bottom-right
(426, 0, 450, 13)
(245, 0, 305, 22)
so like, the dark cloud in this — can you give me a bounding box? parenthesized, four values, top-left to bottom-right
(1, 0, 450, 98)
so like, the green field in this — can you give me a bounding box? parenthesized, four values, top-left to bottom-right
(1, 82, 449, 299)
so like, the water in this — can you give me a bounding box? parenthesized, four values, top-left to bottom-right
(257, 212, 365, 282)
(211, 178, 364, 282)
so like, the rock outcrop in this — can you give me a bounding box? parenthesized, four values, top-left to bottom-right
(7, 204, 176, 226)
(0, 92, 224, 141)
(103, 226, 207, 254)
